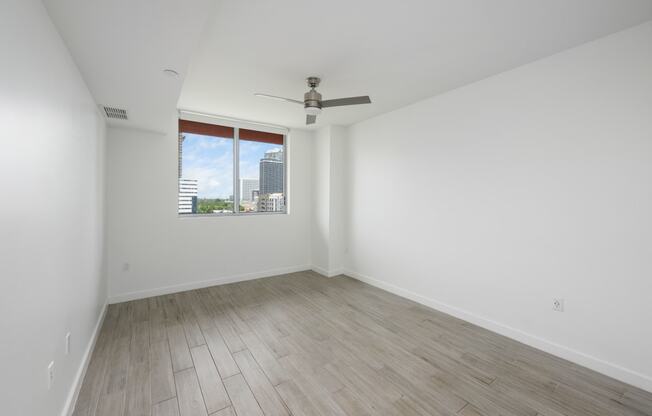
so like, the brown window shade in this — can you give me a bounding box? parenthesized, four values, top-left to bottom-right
(239, 128, 284, 145)
(179, 119, 234, 138)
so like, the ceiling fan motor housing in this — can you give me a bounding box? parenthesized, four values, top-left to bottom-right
(304, 88, 322, 114)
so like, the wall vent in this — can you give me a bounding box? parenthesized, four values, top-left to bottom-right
(102, 106, 128, 120)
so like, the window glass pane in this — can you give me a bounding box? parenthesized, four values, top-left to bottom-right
(239, 133, 285, 213)
(178, 132, 234, 214)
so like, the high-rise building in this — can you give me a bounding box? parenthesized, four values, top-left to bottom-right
(258, 193, 285, 212)
(178, 134, 186, 178)
(239, 178, 259, 202)
(264, 148, 283, 161)
(259, 148, 284, 195)
(178, 178, 198, 214)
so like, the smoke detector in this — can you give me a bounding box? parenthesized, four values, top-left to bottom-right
(163, 69, 180, 78)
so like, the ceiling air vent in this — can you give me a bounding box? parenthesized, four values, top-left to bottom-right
(102, 106, 128, 120)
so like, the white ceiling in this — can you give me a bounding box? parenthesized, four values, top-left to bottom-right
(179, 0, 652, 129)
(42, 0, 215, 132)
(44, 0, 652, 131)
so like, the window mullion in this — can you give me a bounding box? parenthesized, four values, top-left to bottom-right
(283, 135, 287, 213)
(234, 127, 240, 213)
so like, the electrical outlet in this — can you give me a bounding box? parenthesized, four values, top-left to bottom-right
(65, 332, 71, 355)
(47, 361, 54, 390)
(553, 298, 564, 312)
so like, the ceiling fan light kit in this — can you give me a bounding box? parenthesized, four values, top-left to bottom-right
(305, 106, 322, 116)
(255, 76, 371, 125)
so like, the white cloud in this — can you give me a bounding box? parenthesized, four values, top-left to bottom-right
(180, 134, 284, 199)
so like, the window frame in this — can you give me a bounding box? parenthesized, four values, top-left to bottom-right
(177, 111, 288, 218)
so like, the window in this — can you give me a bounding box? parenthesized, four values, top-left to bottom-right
(178, 118, 286, 215)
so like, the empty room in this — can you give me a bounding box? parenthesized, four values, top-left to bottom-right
(2, 0, 652, 415)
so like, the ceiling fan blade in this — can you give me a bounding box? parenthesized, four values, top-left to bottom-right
(306, 114, 317, 125)
(254, 93, 303, 105)
(321, 96, 371, 108)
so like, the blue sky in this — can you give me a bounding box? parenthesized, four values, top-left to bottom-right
(181, 133, 281, 199)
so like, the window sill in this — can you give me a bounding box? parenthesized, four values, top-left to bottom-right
(178, 211, 287, 218)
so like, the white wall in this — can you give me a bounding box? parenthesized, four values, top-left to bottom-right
(343, 22, 652, 391)
(311, 125, 347, 276)
(0, 1, 107, 415)
(328, 126, 347, 275)
(106, 121, 312, 301)
(311, 127, 332, 273)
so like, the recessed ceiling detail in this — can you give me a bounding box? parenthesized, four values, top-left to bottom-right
(179, 0, 652, 129)
(42, 0, 215, 132)
(42, 0, 652, 131)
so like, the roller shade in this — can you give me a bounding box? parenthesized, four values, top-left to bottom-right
(239, 128, 284, 145)
(179, 119, 234, 138)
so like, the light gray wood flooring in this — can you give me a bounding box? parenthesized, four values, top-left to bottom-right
(73, 271, 652, 416)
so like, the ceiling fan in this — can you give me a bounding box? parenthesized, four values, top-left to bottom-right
(255, 77, 371, 125)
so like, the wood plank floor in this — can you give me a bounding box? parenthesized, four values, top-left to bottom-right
(73, 271, 652, 416)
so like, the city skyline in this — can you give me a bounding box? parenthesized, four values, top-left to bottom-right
(180, 133, 282, 199)
(259, 148, 284, 195)
(240, 177, 259, 202)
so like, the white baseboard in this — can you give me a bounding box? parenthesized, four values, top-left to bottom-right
(61, 302, 108, 416)
(311, 265, 344, 278)
(108, 265, 312, 303)
(344, 269, 652, 393)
